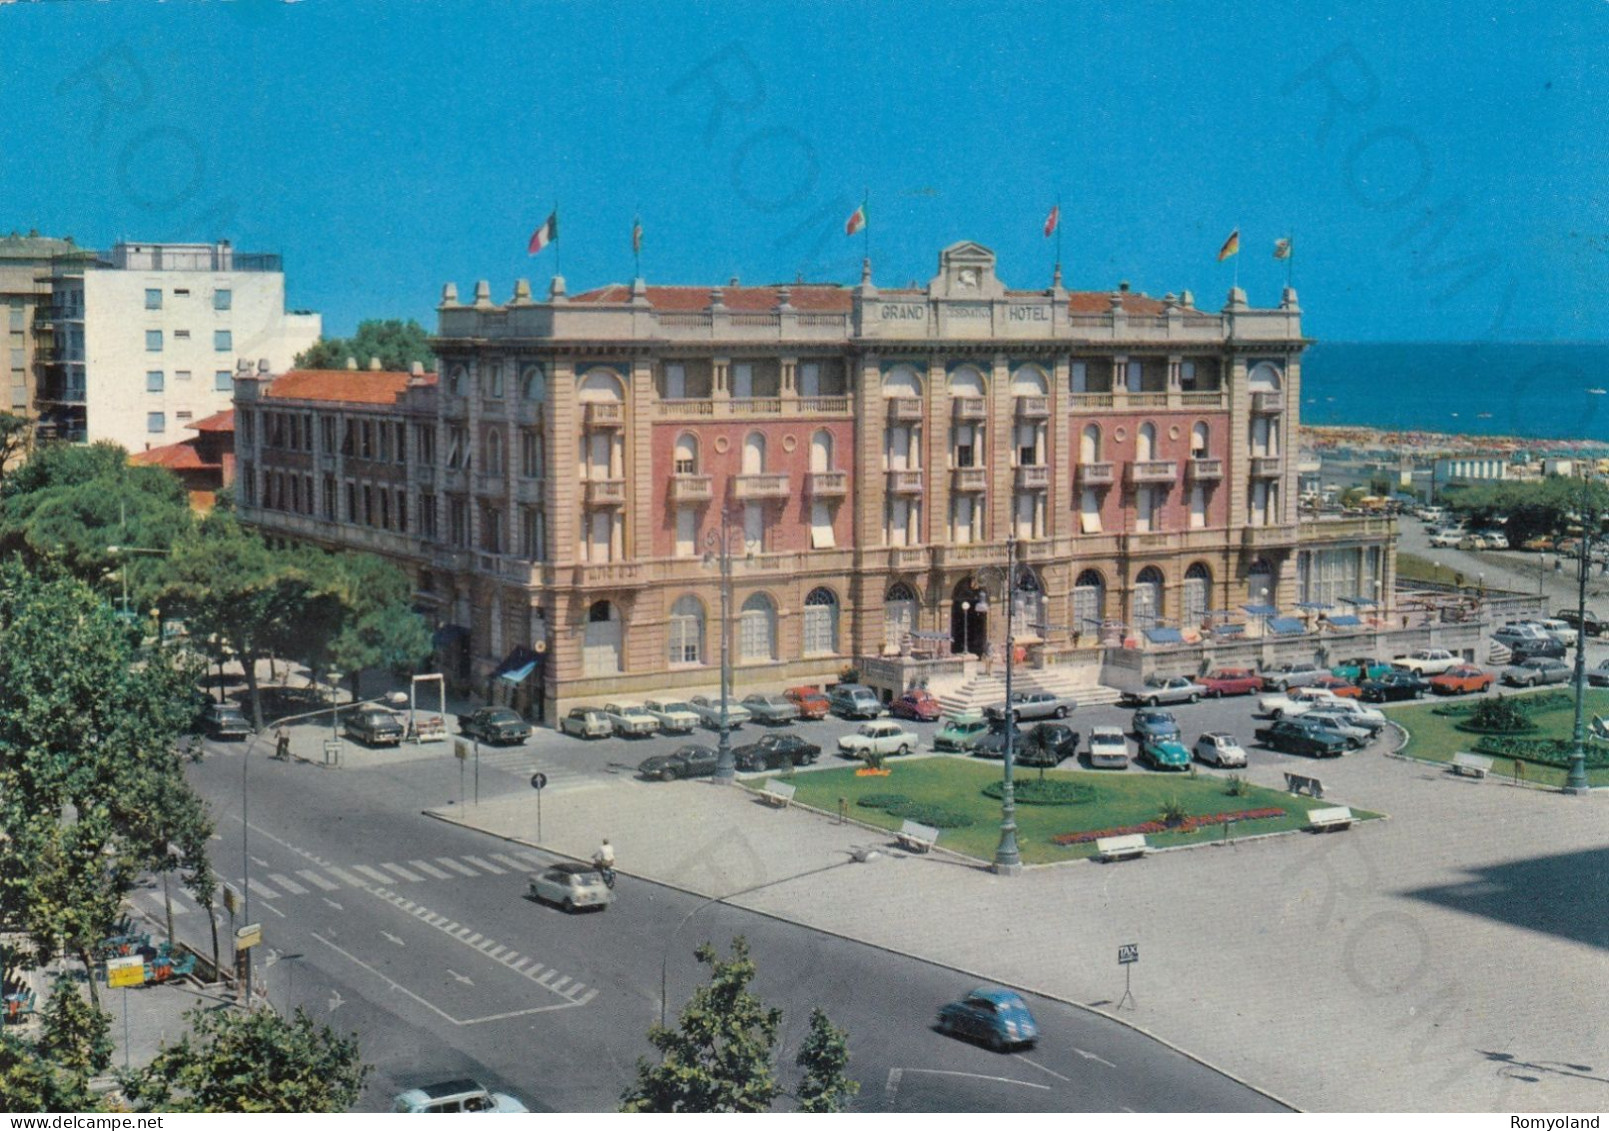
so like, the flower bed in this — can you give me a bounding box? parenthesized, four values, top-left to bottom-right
(855, 793, 974, 828)
(1471, 734, 1609, 768)
(1050, 807, 1287, 846)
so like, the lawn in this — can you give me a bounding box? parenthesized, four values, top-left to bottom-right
(754, 757, 1373, 864)
(1387, 686, 1609, 788)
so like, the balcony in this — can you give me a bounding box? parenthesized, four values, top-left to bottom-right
(1250, 456, 1282, 479)
(1127, 460, 1179, 484)
(1070, 392, 1115, 410)
(584, 478, 627, 506)
(1186, 457, 1224, 481)
(1014, 395, 1050, 419)
(886, 397, 924, 422)
(669, 474, 714, 502)
(731, 472, 790, 500)
(573, 561, 643, 587)
(584, 402, 625, 428)
(1242, 525, 1294, 550)
(1251, 391, 1284, 415)
(952, 396, 987, 421)
(514, 477, 544, 504)
(889, 546, 930, 571)
(806, 470, 848, 497)
(1015, 464, 1050, 490)
(951, 467, 987, 493)
(887, 469, 925, 495)
(1076, 461, 1116, 487)
(935, 544, 1001, 568)
(475, 472, 506, 496)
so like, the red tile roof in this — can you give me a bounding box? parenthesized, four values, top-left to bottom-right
(130, 440, 219, 471)
(189, 409, 235, 433)
(568, 282, 1175, 316)
(262, 369, 436, 405)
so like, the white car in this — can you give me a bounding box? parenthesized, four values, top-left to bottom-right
(1256, 687, 1341, 719)
(393, 1080, 530, 1114)
(603, 702, 660, 737)
(1428, 530, 1465, 548)
(526, 862, 612, 912)
(1393, 649, 1459, 676)
(1306, 700, 1388, 732)
(689, 695, 752, 729)
(1481, 531, 1510, 550)
(1087, 725, 1130, 769)
(1539, 619, 1579, 647)
(837, 720, 919, 760)
(642, 698, 700, 734)
(1193, 733, 1247, 767)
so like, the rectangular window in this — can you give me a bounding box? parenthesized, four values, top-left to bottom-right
(420, 492, 438, 538)
(522, 508, 544, 559)
(173, 330, 190, 341)
(396, 490, 407, 532)
(675, 506, 697, 558)
(953, 424, 975, 469)
(214, 329, 232, 352)
(146, 370, 164, 392)
(145, 288, 162, 310)
(8, 303, 23, 332)
(797, 362, 820, 398)
(418, 424, 436, 465)
(1079, 488, 1102, 534)
(175, 369, 191, 382)
(1180, 360, 1197, 389)
(450, 498, 469, 547)
(214, 370, 232, 392)
(1071, 360, 1088, 393)
(322, 475, 336, 519)
(1126, 359, 1142, 393)
(743, 502, 764, 554)
(173, 288, 189, 297)
(810, 500, 835, 549)
(214, 288, 232, 311)
(321, 416, 336, 453)
(665, 363, 686, 399)
(732, 362, 753, 399)
(147, 411, 165, 434)
(952, 494, 976, 544)
(1190, 484, 1207, 529)
(346, 481, 357, 521)
(145, 330, 163, 352)
(379, 490, 390, 530)
(395, 422, 407, 463)
(520, 430, 542, 477)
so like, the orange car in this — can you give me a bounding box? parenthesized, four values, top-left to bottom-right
(783, 686, 830, 720)
(1430, 665, 1495, 696)
(1309, 675, 1362, 699)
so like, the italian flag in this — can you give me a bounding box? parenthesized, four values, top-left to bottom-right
(845, 201, 867, 236)
(1043, 204, 1060, 238)
(527, 210, 559, 255)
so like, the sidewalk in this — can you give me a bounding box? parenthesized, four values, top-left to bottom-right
(431, 753, 1609, 1113)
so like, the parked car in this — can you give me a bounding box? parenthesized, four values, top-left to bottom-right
(393, 1079, 530, 1114)
(828, 684, 883, 720)
(740, 693, 801, 725)
(783, 686, 831, 720)
(603, 702, 660, 738)
(1429, 665, 1496, 696)
(1256, 689, 1327, 719)
(560, 706, 614, 739)
(1254, 718, 1348, 757)
(970, 725, 1026, 760)
(888, 689, 943, 721)
(984, 691, 1077, 722)
(1510, 635, 1567, 661)
(1331, 657, 1393, 682)
(1086, 725, 1131, 769)
(1501, 657, 1573, 687)
(837, 720, 919, 760)
(1020, 722, 1080, 767)
(1119, 676, 1206, 707)
(1359, 670, 1431, 702)
(1139, 737, 1191, 770)
(1193, 732, 1248, 767)
(1297, 712, 1371, 749)
(1457, 533, 1488, 551)
(1522, 534, 1557, 552)
(637, 744, 718, 780)
(1538, 618, 1580, 648)
(1392, 649, 1460, 676)
(1429, 529, 1465, 548)
(933, 715, 992, 752)
(1303, 701, 1389, 735)
(1199, 668, 1263, 697)
(643, 698, 701, 734)
(526, 863, 612, 913)
(1260, 662, 1328, 691)
(1308, 674, 1362, 699)
(457, 706, 532, 745)
(1130, 708, 1180, 742)
(1554, 608, 1605, 637)
(1494, 621, 1553, 650)
(201, 703, 251, 740)
(1589, 658, 1609, 688)
(345, 706, 405, 747)
(936, 987, 1039, 1051)
(1481, 531, 1510, 550)
(689, 695, 752, 729)
(732, 733, 820, 771)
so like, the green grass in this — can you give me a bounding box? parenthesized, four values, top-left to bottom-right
(758, 758, 1376, 863)
(1397, 552, 1465, 586)
(1389, 687, 1609, 787)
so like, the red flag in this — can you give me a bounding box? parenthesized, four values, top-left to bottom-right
(845, 201, 867, 236)
(1043, 205, 1060, 238)
(527, 211, 558, 255)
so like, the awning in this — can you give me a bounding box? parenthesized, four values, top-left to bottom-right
(1241, 604, 1279, 617)
(1211, 623, 1247, 637)
(493, 645, 541, 685)
(1340, 596, 1378, 607)
(1294, 601, 1334, 611)
(908, 631, 952, 641)
(432, 624, 469, 648)
(1144, 627, 1185, 645)
(1327, 615, 1364, 628)
(1267, 617, 1308, 636)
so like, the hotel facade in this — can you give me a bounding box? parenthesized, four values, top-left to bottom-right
(234, 242, 1396, 720)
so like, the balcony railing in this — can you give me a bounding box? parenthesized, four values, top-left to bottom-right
(573, 561, 643, 587)
(731, 472, 790, 499)
(1186, 457, 1224, 481)
(1242, 525, 1293, 549)
(669, 474, 714, 502)
(1076, 461, 1115, 486)
(1126, 392, 1169, 408)
(1251, 391, 1284, 415)
(806, 470, 848, 497)
(584, 402, 625, 428)
(514, 477, 544, 504)
(584, 478, 627, 506)
(797, 396, 850, 414)
(723, 398, 783, 415)
(889, 546, 930, 571)
(886, 397, 924, 422)
(1014, 395, 1050, 418)
(1180, 390, 1226, 407)
(1015, 464, 1050, 490)
(1128, 460, 1179, 484)
(951, 467, 987, 493)
(1070, 392, 1114, 409)
(887, 469, 925, 495)
(952, 396, 987, 421)
(1250, 456, 1282, 479)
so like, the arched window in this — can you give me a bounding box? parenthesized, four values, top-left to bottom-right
(486, 363, 504, 399)
(1182, 562, 1212, 626)
(802, 587, 839, 655)
(885, 581, 918, 653)
(883, 364, 923, 399)
(1248, 558, 1275, 606)
(1191, 421, 1210, 456)
(738, 592, 777, 662)
(521, 365, 546, 401)
(1081, 423, 1102, 463)
(948, 366, 986, 397)
(578, 368, 625, 402)
(1073, 569, 1106, 637)
(742, 432, 767, 474)
(583, 600, 622, 675)
(1133, 566, 1164, 631)
(810, 429, 834, 473)
(667, 595, 705, 665)
(1010, 365, 1048, 397)
(674, 433, 699, 475)
(1137, 422, 1158, 462)
(1011, 566, 1046, 638)
(1248, 362, 1282, 391)
(485, 429, 504, 475)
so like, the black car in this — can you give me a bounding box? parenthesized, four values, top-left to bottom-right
(458, 706, 532, 745)
(201, 703, 251, 740)
(1555, 608, 1604, 637)
(345, 707, 405, 747)
(638, 744, 718, 781)
(733, 733, 821, 772)
(1358, 670, 1430, 703)
(1020, 723, 1081, 767)
(1253, 719, 1347, 757)
(1510, 636, 1566, 662)
(970, 725, 1026, 760)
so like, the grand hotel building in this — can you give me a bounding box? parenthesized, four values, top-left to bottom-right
(233, 242, 1396, 719)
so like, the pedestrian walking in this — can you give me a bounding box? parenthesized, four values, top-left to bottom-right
(274, 724, 290, 761)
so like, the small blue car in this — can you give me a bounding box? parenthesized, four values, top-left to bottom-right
(1131, 708, 1180, 743)
(936, 987, 1039, 1051)
(1140, 737, 1191, 770)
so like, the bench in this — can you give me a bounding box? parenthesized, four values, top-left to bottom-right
(895, 820, 940, 853)
(1306, 806, 1355, 832)
(759, 780, 796, 808)
(1451, 752, 1494, 779)
(2, 989, 36, 1024)
(1094, 834, 1149, 862)
(1283, 773, 1324, 798)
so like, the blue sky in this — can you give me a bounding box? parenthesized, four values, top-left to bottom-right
(2, 1, 1603, 341)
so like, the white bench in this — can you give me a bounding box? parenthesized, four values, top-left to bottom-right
(759, 780, 796, 808)
(1306, 805, 1355, 832)
(895, 820, 940, 853)
(1094, 833, 1149, 862)
(1284, 772, 1324, 798)
(1451, 752, 1494, 779)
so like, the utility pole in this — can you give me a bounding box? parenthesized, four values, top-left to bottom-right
(1564, 476, 1599, 794)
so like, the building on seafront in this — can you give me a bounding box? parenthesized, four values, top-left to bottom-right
(0, 231, 80, 458)
(232, 241, 1397, 720)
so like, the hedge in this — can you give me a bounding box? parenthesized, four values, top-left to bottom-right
(854, 793, 974, 827)
(981, 779, 1097, 806)
(1471, 734, 1609, 768)
(1432, 691, 1571, 719)
(855, 793, 907, 810)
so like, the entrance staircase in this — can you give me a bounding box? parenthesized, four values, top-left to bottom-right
(933, 668, 1125, 717)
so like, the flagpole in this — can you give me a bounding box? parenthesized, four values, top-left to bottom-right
(552, 199, 561, 281)
(1055, 195, 1063, 280)
(1233, 223, 1240, 291)
(633, 209, 641, 280)
(862, 188, 870, 266)
(1287, 228, 1295, 289)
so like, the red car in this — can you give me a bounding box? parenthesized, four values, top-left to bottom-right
(1199, 668, 1264, 697)
(888, 689, 943, 722)
(1309, 675, 1362, 699)
(1430, 665, 1496, 695)
(783, 686, 830, 720)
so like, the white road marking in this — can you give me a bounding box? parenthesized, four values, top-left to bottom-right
(467, 932, 483, 945)
(251, 855, 271, 868)
(435, 857, 480, 877)
(407, 859, 454, 880)
(488, 946, 508, 960)
(512, 850, 548, 867)
(267, 873, 308, 895)
(535, 969, 556, 987)
(245, 877, 280, 900)
(884, 1069, 903, 1110)
(380, 862, 424, 883)
(462, 855, 506, 875)
(550, 975, 571, 992)
(489, 853, 526, 871)
(325, 865, 368, 887)
(261, 900, 286, 919)
(1073, 1047, 1117, 1069)
(351, 864, 396, 885)
(322, 897, 344, 912)
(447, 970, 473, 986)
(145, 892, 188, 915)
(1015, 1055, 1072, 1083)
(381, 931, 405, 947)
(893, 1068, 1050, 1091)
(327, 989, 345, 1012)
(296, 869, 341, 891)
(513, 958, 532, 972)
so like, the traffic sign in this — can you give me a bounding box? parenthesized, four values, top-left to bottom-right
(235, 922, 263, 950)
(107, 955, 145, 988)
(1118, 943, 1139, 965)
(454, 739, 469, 762)
(223, 884, 241, 916)
(530, 772, 548, 791)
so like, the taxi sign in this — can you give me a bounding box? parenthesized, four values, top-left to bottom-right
(107, 955, 145, 988)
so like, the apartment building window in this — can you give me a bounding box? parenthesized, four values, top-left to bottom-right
(395, 490, 407, 532)
(145, 288, 162, 310)
(378, 422, 392, 462)
(1016, 422, 1043, 466)
(394, 422, 407, 463)
(664, 362, 685, 399)
(214, 330, 232, 352)
(1189, 484, 1207, 528)
(520, 430, 543, 477)
(1014, 492, 1045, 540)
(673, 433, 698, 475)
(482, 506, 504, 553)
(1180, 360, 1197, 389)
(675, 506, 698, 557)
(1073, 571, 1106, 637)
(174, 330, 190, 341)
(289, 476, 301, 513)
(176, 370, 191, 382)
(885, 583, 917, 653)
(321, 416, 336, 453)
(147, 412, 165, 433)
(743, 502, 764, 555)
(1135, 485, 1160, 533)
(521, 507, 545, 560)
(1071, 360, 1088, 393)
(146, 371, 164, 392)
(379, 490, 391, 530)
(449, 497, 469, 547)
(797, 362, 820, 398)
(417, 424, 436, 465)
(885, 497, 919, 546)
(1126, 360, 1142, 393)
(732, 362, 753, 399)
(802, 588, 839, 655)
(322, 474, 336, 519)
(420, 492, 438, 539)
(360, 421, 373, 459)
(214, 288, 232, 311)
(362, 484, 374, 525)
(738, 593, 777, 662)
(810, 501, 836, 549)
(668, 596, 704, 666)
(240, 463, 255, 505)
(346, 481, 357, 522)
(1079, 488, 1102, 534)
(145, 330, 162, 352)
(485, 429, 504, 475)
(1182, 563, 1211, 625)
(951, 495, 980, 544)
(952, 423, 979, 468)
(1133, 567, 1164, 631)
(214, 370, 232, 392)
(446, 426, 468, 469)
(239, 411, 255, 445)
(521, 365, 546, 401)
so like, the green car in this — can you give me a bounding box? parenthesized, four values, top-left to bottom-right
(1331, 656, 1392, 682)
(933, 715, 991, 752)
(1139, 737, 1191, 771)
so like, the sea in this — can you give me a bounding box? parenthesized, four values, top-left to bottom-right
(1301, 342, 1609, 443)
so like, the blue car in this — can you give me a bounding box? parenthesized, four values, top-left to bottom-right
(1131, 708, 1180, 743)
(1140, 737, 1191, 770)
(937, 987, 1039, 1051)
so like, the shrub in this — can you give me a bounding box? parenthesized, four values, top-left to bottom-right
(1472, 735, 1609, 768)
(1455, 696, 1538, 735)
(981, 779, 1097, 806)
(1224, 774, 1248, 797)
(1050, 807, 1288, 846)
(1158, 796, 1189, 827)
(886, 801, 974, 828)
(855, 793, 906, 811)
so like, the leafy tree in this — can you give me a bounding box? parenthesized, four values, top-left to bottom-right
(121, 1004, 368, 1113)
(794, 1007, 858, 1113)
(1443, 477, 1609, 547)
(36, 977, 112, 1078)
(0, 411, 31, 491)
(295, 319, 434, 373)
(0, 1031, 100, 1113)
(320, 551, 432, 692)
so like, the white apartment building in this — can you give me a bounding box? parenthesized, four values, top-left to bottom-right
(36, 241, 319, 450)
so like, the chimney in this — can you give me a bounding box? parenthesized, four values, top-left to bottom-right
(369, 356, 382, 371)
(257, 358, 270, 373)
(440, 282, 460, 306)
(473, 280, 493, 307)
(345, 357, 358, 370)
(410, 361, 425, 377)
(511, 278, 532, 305)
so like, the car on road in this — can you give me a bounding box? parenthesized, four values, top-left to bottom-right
(1428, 529, 1465, 548)
(888, 689, 943, 721)
(393, 1079, 530, 1113)
(1118, 676, 1206, 707)
(783, 686, 830, 720)
(603, 703, 660, 737)
(689, 695, 752, 729)
(1538, 618, 1579, 648)
(1429, 665, 1496, 696)
(345, 706, 405, 747)
(1193, 732, 1248, 767)
(526, 863, 612, 913)
(828, 684, 883, 720)
(1555, 608, 1604, 637)
(1260, 662, 1328, 691)
(1392, 649, 1460, 676)
(1086, 726, 1131, 769)
(1130, 708, 1180, 742)
(1510, 635, 1567, 662)
(932, 715, 992, 752)
(969, 725, 1026, 760)
(1296, 712, 1371, 749)
(936, 987, 1039, 1051)
(201, 703, 251, 740)
(457, 706, 532, 745)
(1501, 657, 1573, 687)
(1589, 659, 1609, 688)
(1021, 722, 1081, 767)
(560, 707, 614, 739)
(1308, 674, 1362, 699)
(1331, 657, 1393, 683)
(1139, 737, 1191, 770)
(732, 733, 820, 771)
(1359, 670, 1431, 703)
(1303, 703, 1389, 736)
(837, 720, 919, 760)
(740, 693, 801, 725)
(984, 690, 1077, 722)
(643, 698, 701, 734)
(637, 744, 718, 780)
(1199, 668, 1263, 697)
(1254, 719, 1348, 758)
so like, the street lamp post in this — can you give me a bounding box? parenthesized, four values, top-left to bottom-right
(703, 508, 740, 785)
(975, 538, 1024, 876)
(1564, 481, 1599, 794)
